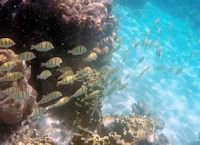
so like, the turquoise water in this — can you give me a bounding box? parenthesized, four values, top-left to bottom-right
(103, 2, 200, 145)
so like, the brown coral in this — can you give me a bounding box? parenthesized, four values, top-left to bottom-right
(0, 49, 37, 125)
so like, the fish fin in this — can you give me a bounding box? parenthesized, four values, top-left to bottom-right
(37, 75, 40, 79)
(41, 63, 45, 67)
(30, 45, 35, 50)
(68, 50, 72, 54)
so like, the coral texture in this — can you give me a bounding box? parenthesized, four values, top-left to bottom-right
(0, 49, 37, 125)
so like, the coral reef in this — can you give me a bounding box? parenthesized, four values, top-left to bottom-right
(0, 49, 37, 125)
(69, 115, 169, 145)
(0, 0, 169, 145)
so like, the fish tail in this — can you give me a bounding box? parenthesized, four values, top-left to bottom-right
(30, 45, 35, 50)
(67, 50, 72, 54)
(41, 63, 45, 67)
(37, 75, 40, 79)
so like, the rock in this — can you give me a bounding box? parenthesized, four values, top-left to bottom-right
(0, 49, 37, 125)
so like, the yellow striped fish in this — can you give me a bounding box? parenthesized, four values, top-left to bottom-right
(0, 61, 16, 72)
(0, 38, 15, 48)
(70, 85, 88, 99)
(57, 70, 74, 80)
(29, 107, 47, 119)
(77, 66, 92, 76)
(14, 90, 29, 102)
(56, 66, 72, 73)
(83, 52, 97, 62)
(1, 87, 20, 96)
(84, 90, 101, 100)
(41, 57, 62, 68)
(17, 51, 36, 61)
(68, 45, 87, 55)
(47, 96, 70, 109)
(0, 72, 23, 82)
(37, 70, 52, 80)
(57, 75, 76, 86)
(31, 41, 54, 52)
(38, 91, 62, 105)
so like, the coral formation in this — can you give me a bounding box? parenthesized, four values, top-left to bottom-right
(0, 49, 37, 125)
(69, 115, 168, 145)
(0, 0, 169, 145)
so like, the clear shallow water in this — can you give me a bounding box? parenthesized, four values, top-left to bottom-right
(103, 2, 200, 145)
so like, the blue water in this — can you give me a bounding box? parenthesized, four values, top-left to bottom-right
(103, 1, 200, 145)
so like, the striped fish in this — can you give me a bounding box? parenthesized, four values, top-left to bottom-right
(83, 52, 97, 62)
(57, 75, 76, 86)
(57, 70, 74, 80)
(1, 87, 20, 96)
(70, 85, 88, 99)
(29, 107, 47, 119)
(0, 72, 23, 82)
(0, 38, 15, 48)
(68, 45, 87, 55)
(38, 91, 62, 105)
(47, 96, 70, 109)
(14, 90, 29, 102)
(17, 51, 36, 61)
(77, 66, 92, 76)
(31, 41, 54, 52)
(37, 70, 52, 80)
(0, 61, 16, 72)
(56, 66, 72, 73)
(84, 90, 101, 100)
(41, 57, 62, 68)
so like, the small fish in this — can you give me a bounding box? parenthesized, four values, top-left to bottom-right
(83, 52, 97, 62)
(0, 72, 23, 82)
(0, 38, 15, 48)
(118, 83, 128, 91)
(68, 45, 87, 55)
(112, 44, 121, 52)
(47, 96, 70, 109)
(157, 27, 161, 33)
(1, 87, 20, 96)
(37, 70, 52, 80)
(38, 91, 62, 105)
(156, 46, 162, 57)
(197, 39, 200, 45)
(76, 66, 92, 76)
(144, 38, 149, 49)
(57, 66, 72, 73)
(134, 39, 140, 49)
(116, 37, 122, 43)
(0, 61, 16, 72)
(57, 70, 74, 80)
(70, 85, 88, 99)
(41, 57, 62, 68)
(137, 65, 150, 78)
(14, 90, 29, 102)
(31, 41, 54, 52)
(88, 78, 102, 88)
(84, 90, 101, 100)
(57, 75, 76, 86)
(17, 51, 36, 61)
(145, 28, 151, 35)
(154, 17, 160, 24)
(153, 39, 159, 47)
(137, 56, 145, 65)
(29, 107, 47, 119)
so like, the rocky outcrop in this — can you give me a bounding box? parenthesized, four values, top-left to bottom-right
(0, 49, 37, 125)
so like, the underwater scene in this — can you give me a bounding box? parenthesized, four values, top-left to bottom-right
(0, 0, 200, 145)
